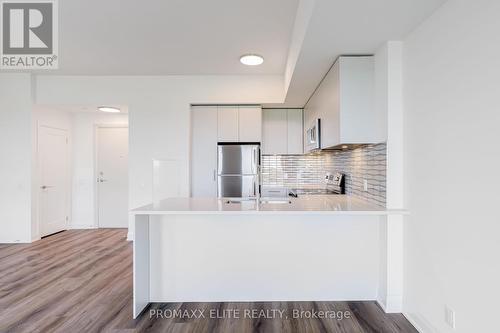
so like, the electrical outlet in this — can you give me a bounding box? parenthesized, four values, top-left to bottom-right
(363, 179, 368, 191)
(325, 172, 333, 184)
(445, 305, 456, 329)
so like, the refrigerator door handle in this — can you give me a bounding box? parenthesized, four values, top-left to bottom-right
(253, 147, 259, 174)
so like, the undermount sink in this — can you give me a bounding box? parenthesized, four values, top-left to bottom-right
(225, 198, 256, 204)
(224, 198, 291, 204)
(259, 199, 292, 204)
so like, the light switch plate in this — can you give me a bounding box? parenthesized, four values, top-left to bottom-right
(445, 305, 456, 329)
(363, 179, 368, 191)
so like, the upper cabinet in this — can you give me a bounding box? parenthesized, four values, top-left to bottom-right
(304, 56, 382, 151)
(262, 109, 287, 154)
(217, 106, 239, 142)
(286, 109, 303, 154)
(238, 106, 262, 142)
(217, 106, 262, 142)
(262, 109, 303, 155)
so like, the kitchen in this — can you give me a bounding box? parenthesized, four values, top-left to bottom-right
(132, 54, 404, 318)
(1, 0, 498, 332)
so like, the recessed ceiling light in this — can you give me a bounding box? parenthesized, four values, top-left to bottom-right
(341, 145, 349, 149)
(240, 54, 264, 66)
(98, 106, 121, 113)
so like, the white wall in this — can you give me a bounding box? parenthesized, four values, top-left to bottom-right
(0, 74, 32, 243)
(71, 112, 128, 228)
(402, 1, 500, 332)
(31, 107, 72, 240)
(34, 75, 285, 237)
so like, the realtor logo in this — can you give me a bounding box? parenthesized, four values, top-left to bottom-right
(1, 0, 58, 69)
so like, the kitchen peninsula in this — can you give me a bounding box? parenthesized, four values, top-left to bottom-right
(131, 195, 406, 317)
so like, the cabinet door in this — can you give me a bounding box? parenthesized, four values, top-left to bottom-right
(217, 106, 239, 142)
(304, 59, 340, 149)
(238, 106, 262, 142)
(262, 109, 287, 154)
(191, 106, 217, 197)
(339, 56, 377, 143)
(287, 109, 303, 154)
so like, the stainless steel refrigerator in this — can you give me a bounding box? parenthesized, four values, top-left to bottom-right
(217, 143, 260, 198)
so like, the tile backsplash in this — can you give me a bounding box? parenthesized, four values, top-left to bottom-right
(261, 143, 387, 206)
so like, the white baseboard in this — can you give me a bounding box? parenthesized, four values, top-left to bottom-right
(403, 312, 437, 333)
(0, 239, 32, 244)
(386, 295, 403, 313)
(377, 295, 402, 313)
(127, 231, 134, 241)
(376, 299, 387, 312)
(68, 224, 97, 230)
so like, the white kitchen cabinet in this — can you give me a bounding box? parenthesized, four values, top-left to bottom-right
(191, 106, 218, 197)
(286, 109, 303, 154)
(217, 106, 262, 142)
(262, 109, 287, 154)
(238, 106, 262, 142)
(304, 56, 379, 151)
(192, 105, 262, 197)
(262, 108, 303, 155)
(217, 106, 239, 142)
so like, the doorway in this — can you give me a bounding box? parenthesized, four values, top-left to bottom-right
(96, 126, 129, 228)
(38, 126, 70, 237)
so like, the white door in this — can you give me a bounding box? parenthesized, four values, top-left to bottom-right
(191, 106, 218, 197)
(38, 126, 69, 237)
(96, 127, 128, 228)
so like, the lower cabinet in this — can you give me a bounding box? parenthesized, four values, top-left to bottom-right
(262, 108, 303, 155)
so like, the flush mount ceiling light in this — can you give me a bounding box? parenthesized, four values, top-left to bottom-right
(240, 54, 264, 66)
(98, 106, 121, 113)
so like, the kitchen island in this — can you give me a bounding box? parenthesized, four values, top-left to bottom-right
(131, 196, 406, 317)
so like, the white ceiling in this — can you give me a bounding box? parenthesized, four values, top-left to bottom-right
(279, 0, 448, 107)
(34, 105, 129, 114)
(56, 0, 299, 75)
(40, 0, 447, 106)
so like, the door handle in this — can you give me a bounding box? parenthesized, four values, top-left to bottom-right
(253, 147, 259, 174)
(97, 178, 108, 183)
(40, 185, 54, 190)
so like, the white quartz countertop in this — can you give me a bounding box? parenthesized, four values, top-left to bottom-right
(131, 195, 407, 215)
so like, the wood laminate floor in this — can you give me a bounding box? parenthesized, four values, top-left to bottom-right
(0, 229, 417, 333)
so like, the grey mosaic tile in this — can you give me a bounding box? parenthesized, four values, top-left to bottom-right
(261, 143, 387, 206)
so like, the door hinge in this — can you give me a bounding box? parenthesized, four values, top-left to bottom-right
(65, 216, 69, 222)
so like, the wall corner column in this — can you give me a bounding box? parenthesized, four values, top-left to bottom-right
(377, 41, 404, 313)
